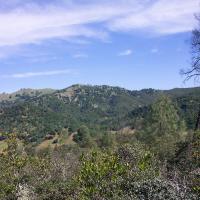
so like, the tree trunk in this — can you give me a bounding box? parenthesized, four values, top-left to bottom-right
(195, 108, 200, 131)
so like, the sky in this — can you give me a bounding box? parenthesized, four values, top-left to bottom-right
(0, 0, 200, 93)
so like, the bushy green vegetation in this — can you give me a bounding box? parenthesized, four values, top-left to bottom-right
(0, 128, 199, 199)
(0, 85, 200, 143)
(136, 95, 186, 160)
(0, 86, 200, 199)
(73, 125, 93, 148)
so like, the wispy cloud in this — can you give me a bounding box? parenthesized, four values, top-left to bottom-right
(108, 0, 199, 35)
(118, 49, 133, 56)
(0, 0, 198, 48)
(1, 69, 72, 78)
(73, 53, 88, 58)
(151, 48, 159, 53)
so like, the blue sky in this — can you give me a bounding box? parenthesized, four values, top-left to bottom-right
(0, 0, 199, 93)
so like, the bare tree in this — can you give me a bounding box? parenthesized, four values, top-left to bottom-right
(181, 15, 200, 130)
(181, 16, 200, 80)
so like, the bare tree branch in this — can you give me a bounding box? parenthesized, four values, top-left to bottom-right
(181, 14, 200, 131)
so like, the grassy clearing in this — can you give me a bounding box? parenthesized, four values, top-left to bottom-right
(36, 132, 75, 152)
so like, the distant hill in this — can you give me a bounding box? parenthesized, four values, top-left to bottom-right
(0, 88, 55, 102)
(0, 84, 199, 142)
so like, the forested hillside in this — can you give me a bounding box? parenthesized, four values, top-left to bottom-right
(0, 92, 199, 199)
(0, 84, 199, 142)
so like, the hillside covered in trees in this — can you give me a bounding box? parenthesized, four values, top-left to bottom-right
(0, 88, 199, 199)
(0, 85, 200, 143)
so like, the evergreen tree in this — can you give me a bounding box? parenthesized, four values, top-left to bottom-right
(99, 132, 115, 148)
(150, 95, 180, 136)
(137, 95, 185, 159)
(73, 125, 93, 147)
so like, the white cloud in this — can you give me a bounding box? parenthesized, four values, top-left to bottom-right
(73, 53, 88, 58)
(151, 48, 159, 53)
(118, 49, 133, 56)
(0, 1, 129, 46)
(1, 69, 72, 78)
(0, 0, 198, 48)
(108, 0, 199, 35)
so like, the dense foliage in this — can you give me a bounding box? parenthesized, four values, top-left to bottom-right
(0, 131, 199, 199)
(0, 85, 200, 142)
(0, 85, 199, 199)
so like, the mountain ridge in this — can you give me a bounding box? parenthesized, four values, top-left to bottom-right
(1, 84, 200, 97)
(0, 84, 200, 142)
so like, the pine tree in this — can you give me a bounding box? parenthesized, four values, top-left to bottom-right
(73, 125, 93, 147)
(138, 95, 185, 159)
(151, 95, 179, 136)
